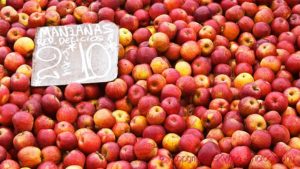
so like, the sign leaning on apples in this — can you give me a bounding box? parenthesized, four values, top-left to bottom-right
(31, 21, 119, 86)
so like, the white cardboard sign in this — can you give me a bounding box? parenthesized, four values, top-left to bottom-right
(31, 21, 119, 86)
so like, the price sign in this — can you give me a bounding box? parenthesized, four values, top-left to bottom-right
(31, 21, 119, 86)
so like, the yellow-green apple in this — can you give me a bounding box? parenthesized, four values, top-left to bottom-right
(150, 57, 170, 74)
(119, 28, 132, 47)
(149, 32, 170, 53)
(132, 64, 152, 81)
(45, 10, 60, 26)
(284, 87, 300, 105)
(174, 151, 198, 169)
(162, 133, 180, 153)
(175, 60, 192, 76)
(186, 115, 204, 132)
(233, 72, 254, 89)
(198, 38, 214, 56)
(130, 115, 147, 136)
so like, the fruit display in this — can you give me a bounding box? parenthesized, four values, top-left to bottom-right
(0, 0, 300, 169)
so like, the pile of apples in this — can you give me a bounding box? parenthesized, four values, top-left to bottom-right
(1, 0, 300, 168)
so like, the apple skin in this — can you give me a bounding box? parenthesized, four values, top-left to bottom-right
(268, 124, 290, 145)
(230, 146, 253, 168)
(134, 138, 158, 161)
(37, 161, 58, 169)
(264, 92, 289, 113)
(251, 130, 272, 150)
(282, 149, 300, 168)
(164, 114, 186, 135)
(56, 131, 78, 151)
(37, 129, 56, 148)
(0, 159, 20, 169)
(174, 151, 198, 169)
(63, 150, 86, 168)
(86, 152, 107, 169)
(197, 142, 221, 166)
(222, 118, 244, 137)
(211, 153, 234, 169)
(17, 146, 42, 168)
(41, 94, 61, 116)
(40, 146, 61, 164)
(12, 111, 33, 132)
